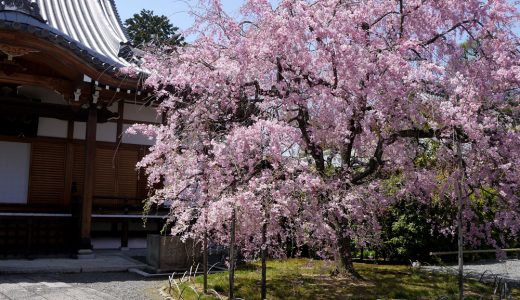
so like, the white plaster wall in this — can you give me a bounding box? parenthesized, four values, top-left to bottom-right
(123, 103, 159, 123)
(0, 142, 30, 204)
(96, 122, 117, 143)
(107, 102, 119, 113)
(122, 124, 155, 145)
(37, 117, 68, 138)
(73, 122, 86, 140)
(73, 122, 118, 142)
(17, 86, 67, 105)
(75, 121, 153, 145)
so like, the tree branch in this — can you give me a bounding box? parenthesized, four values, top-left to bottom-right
(296, 107, 326, 175)
(422, 20, 478, 46)
(352, 138, 384, 184)
(351, 127, 444, 184)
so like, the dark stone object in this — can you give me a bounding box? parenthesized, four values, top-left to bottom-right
(147, 234, 202, 272)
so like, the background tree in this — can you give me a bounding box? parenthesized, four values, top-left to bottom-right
(378, 198, 456, 262)
(124, 9, 184, 47)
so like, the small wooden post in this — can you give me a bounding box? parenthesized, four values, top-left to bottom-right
(455, 133, 465, 300)
(203, 230, 208, 294)
(229, 208, 236, 300)
(261, 219, 267, 300)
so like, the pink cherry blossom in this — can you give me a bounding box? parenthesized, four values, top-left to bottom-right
(129, 0, 520, 273)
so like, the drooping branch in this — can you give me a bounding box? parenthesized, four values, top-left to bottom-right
(399, 0, 405, 38)
(422, 20, 478, 46)
(370, 11, 399, 28)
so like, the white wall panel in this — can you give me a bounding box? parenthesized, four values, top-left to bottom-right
(96, 122, 117, 143)
(74, 122, 118, 142)
(0, 142, 30, 204)
(107, 102, 119, 113)
(37, 117, 68, 138)
(73, 122, 86, 140)
(123, 103, 159, 123)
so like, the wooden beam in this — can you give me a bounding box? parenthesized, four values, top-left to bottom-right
(0, 70, 148, 105)
(0, 30, 141, 90)
(0, 97, 118, 123)
(80, 104, 97, 249)
(0, 71, 73, 96)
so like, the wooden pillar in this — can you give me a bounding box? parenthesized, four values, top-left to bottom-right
(116, 101, 130, 250)
(121, 206, 129, 249)
(117, 101, 124, 144)
(64, 120, 74, 205)
(115, 100, 124, 196)
(121, 221, 129, 249)
(79, 104, 97, 251)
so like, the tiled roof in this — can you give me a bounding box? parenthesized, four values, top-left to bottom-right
(36, 0, 130, 67)
(0, 0, 134, 71)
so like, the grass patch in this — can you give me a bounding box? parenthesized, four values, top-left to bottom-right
(166, 259, 519, 299)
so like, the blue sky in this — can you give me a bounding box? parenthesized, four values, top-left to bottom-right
(115, 0, 519, 36)
(114, 0, 244, 30)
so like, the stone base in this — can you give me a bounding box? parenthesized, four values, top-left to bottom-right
(77, 249, 96, 260)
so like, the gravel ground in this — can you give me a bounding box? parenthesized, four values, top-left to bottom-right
(425, 259, 520, 287)
(0, 272, 168, 300)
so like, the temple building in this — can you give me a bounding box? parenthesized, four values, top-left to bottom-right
(0, 0, 163, 257)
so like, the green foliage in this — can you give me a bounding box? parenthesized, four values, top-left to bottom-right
(414, 139, 440, 168)
(381, 173, 404, 196)
(124, 9, 185, 47)
(167, 259, 514, 299)
(379, 199, 455, 262)
(461, 40, 480, 60)
(376, 139, 457, 262)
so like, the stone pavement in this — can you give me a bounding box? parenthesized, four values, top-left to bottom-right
(425, 259, 520, 285)
(0, 250, 169, 299)
(0, 251, 147, 274)
(0, 278, 113, 300)
(0, 272, 166, 300)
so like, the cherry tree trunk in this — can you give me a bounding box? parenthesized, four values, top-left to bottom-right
(335, 234, 360, 279)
